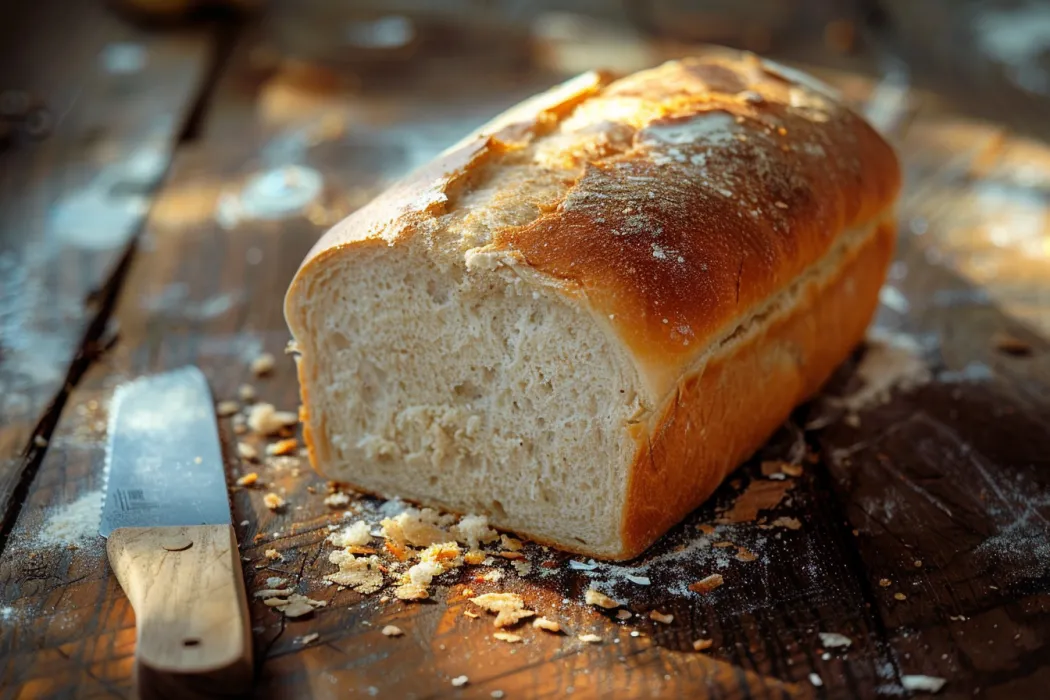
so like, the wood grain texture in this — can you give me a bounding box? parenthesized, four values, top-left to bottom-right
(107, 524, 253, 698)
(0, 0, 213, 542)
(2, 6, 1050, 699)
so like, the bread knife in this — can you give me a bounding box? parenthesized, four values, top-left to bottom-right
(100, 366, 252, 699)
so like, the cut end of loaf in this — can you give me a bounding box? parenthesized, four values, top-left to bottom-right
(286, 240, 646, 558)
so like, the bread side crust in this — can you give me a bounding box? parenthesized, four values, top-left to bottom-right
(616, 215, 896, 559)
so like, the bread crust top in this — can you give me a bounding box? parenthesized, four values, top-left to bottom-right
(288, 53, 900, 394)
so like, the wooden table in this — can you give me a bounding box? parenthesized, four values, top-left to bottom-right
(2, 3, 1048, 699)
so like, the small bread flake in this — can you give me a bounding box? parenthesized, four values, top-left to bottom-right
(33, 435, 48, 448)
(809, 673, 823, 687)
(463, 611, 479, 619)
(689, 574, 724, 594)
(511, 559, 533, 577)
(578, 634, 602, 644)
(585, 589, 621, 609)
(615, 610, 632, 620)
(238, 383, 256, 402)
(533, 617, 561, 633)
(736, 547, 758, 562)
(247, 403, 298, 435)
(470, 593, 535, 628)
(649, 610, 674, 625)
(237, 442, 258, 461)
(394, 583, 429, 600)
(894, 592, 907, 601)
(263, 493, 286, 511)
(324, 492, 352, 508)
(251, 352, 275, 376)
(771, 516, 802, 530)
(781, 463, 804, 477)
(297, 633, 319, 645)
(500, 534, 523, 551)
(267, 438, 298, 456)
(328, 521, 371, 547)
(451, 514, 499, 550)
(712, 541, 734, 548)
(232, 414, 247, 434)
(693, 638, 714, 651)
(498, 551, 525, 560)
(464, 551, 486, 565)
(493, 631, 522, 643)
(236, 472, 259, 487)
(819, 632, 852, 649)
(481, 569, 503, 583)
(325, 552, 384, 593)
(274, 594, 326, 618)
(253, 588, 291, 598)
(901, 675, 947, 693)
(451, 676, 469, 688)
(216, 400, 240, 417)
(264, 548, 282, 560)
(382, 625, 404, 637)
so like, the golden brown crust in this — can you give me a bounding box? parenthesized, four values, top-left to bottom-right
(492, 57, 900, 393)
(618, 217, 896, 559)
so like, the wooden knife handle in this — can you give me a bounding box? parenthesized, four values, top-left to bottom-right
(106, 524, 253, 699)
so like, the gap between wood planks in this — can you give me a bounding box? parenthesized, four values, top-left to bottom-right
(0, 16, 244, 558)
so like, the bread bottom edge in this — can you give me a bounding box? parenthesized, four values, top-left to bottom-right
(619, 216, 897, 558)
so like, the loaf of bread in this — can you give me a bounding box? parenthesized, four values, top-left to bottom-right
(285, 53, 900, 560)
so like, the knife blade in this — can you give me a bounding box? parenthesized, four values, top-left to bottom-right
(101, 366, 252, 699)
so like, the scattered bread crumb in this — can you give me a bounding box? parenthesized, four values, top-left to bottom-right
(901, 675, 946, 693)
(451, 515, 499, 550)
(232, 414, 247, 434)
(394, 584, 429, 601)
(697, 524, 716, 535)
(328, 521, 371, 547)
(649, 610, 673, 625)
(451, 676, 469, 688)
(585, 589, 621, 609)
(480, 569, 503, 583)
(500, 534, 523, 551)
(263, 493, 286, 511)
(464, 551, 486, 565)
(498, 551, 524, 560)
(894, 592, 907, 601)
(325, 551, 384, 593)
(463, 611, 479, 619)
(470, 593, 535, 628)
(491, 691, 505, 699)
(251, 353, 275, 376)
(264, 549, 281, 560)
(238, 384, 256, 402)
(736, 547, 758, 562)
(33, 435, 48, 448)
(324, 492, 352, 508)
(297, 633, 319, 645)
(236, 472, 259, 487)
(781, 463, 803, 477)
(809, 673, 823, 687)
(616, 610, 632, 620)
(819, 632, 852, 649)
(770, 516, 801, 530)
(689, 574, 724, 594)
(578, 634, 602, 644)
(693, 638, 714, 651)
(216, 400, 240, 417)
(237, 442, 258, 461)
(273, 594, 326, 618)
(382, 625, 404, 637)
(267, 438, 298, 456)
(533, 617, 561, 633)
(247, 403, 298, 435)
(511, 560, 533, 577)
(878, 578, 892, 587)
(712, 541, 734, 548)
(493, 631, 522, 643)
(992, 331, 1032, 357)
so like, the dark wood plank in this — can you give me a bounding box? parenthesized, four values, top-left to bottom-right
(4, 10, 1050, 699)
(0, 0, 214, 534)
